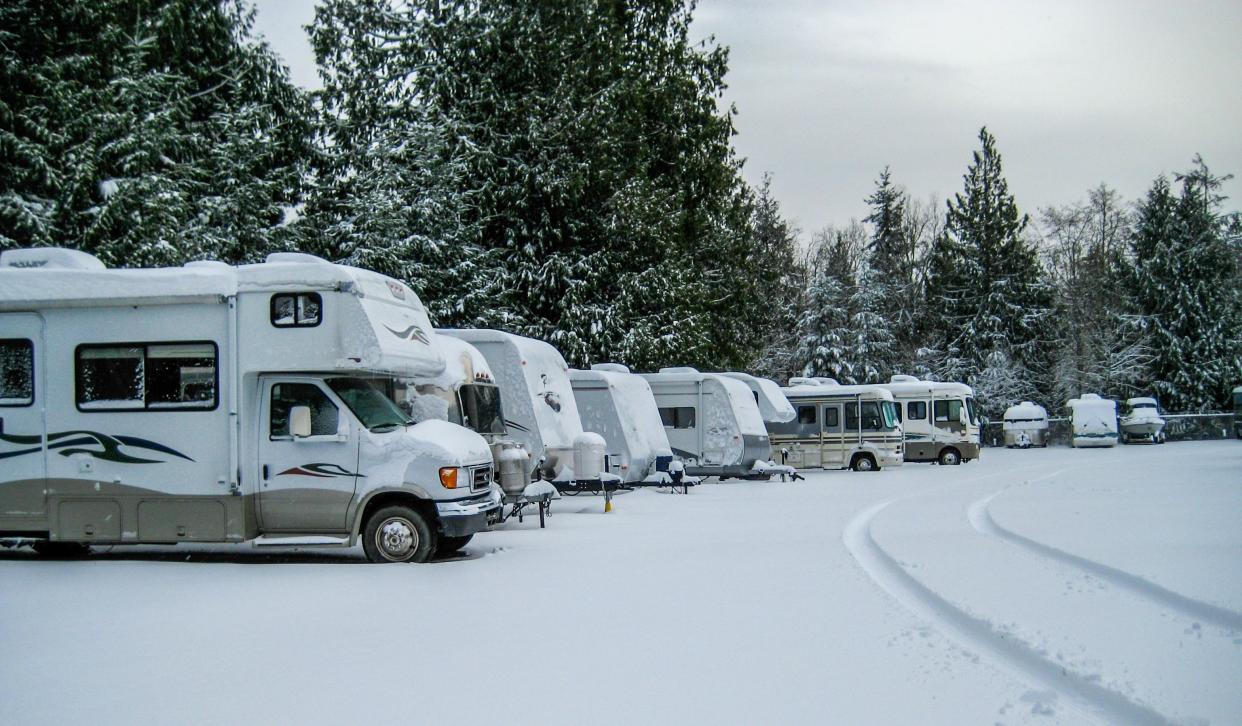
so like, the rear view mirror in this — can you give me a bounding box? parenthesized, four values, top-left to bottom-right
(290, 405, 312, 438)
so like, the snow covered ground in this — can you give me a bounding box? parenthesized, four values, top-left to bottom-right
(2, 441, 1239, 725)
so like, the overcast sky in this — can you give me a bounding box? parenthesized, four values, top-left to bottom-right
(253, 0, 1242, 240)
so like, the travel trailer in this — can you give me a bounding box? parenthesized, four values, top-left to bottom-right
(1002, 401, 1049, 448)
(568, 364, 674, 483)
(1067, 393, 1119, 448)
(0, 248, 500, 563)
(876, 375, 981, 465)
(639, 367, 773, 479)
(1119, 397, 1166, 444)
(437, 329, 604, 486)
(717, 372, 796, 423)
(768, 380, 903, 471)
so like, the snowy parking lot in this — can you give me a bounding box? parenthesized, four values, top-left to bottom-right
(3, 441, 1240, 725)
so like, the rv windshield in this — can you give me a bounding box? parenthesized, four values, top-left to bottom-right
(881, 401, 899, 430)
(327, 378, 413, 432)
(965, 397, 979, 425)
(459, 384, 506, 435)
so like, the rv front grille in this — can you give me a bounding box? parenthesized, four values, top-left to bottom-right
(470, 465, 492, 492)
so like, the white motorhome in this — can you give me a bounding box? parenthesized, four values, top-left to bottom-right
(639, 367, 772, 479)
(1002, 401, 1049, 448)
(768, 379, 903, 471)
(876, 375, 981, 465)
(0, 248, 501, 563)
(1068, 393, 1119, 448)
(568, 364, 674, 483)
(437, 329, 604, 486)
(717, 372, 796, 424)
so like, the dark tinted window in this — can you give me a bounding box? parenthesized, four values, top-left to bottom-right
(270, 383, 339, 438)
(659, 406, 696, 429)
(845, 402, 883, 431)
(76, 343, 216, 411)
(934, 399, 963, 423)
(907, 401, 927, 421)
(271, 293, 322, 327)
(0, 339, 34, 406)
(824, 406, 839, 428)
(797, 405, 817, 424)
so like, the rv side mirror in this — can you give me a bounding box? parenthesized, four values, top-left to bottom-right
(290, 405, 312, 438)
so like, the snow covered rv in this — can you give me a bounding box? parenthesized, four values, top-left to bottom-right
(1119, 397, 1166, 444)
(1067, 393, 1119, 448)
(768, 379, 903, 471)
(0, 248, 500, 563)
(876, 375, 981, 465)
(568, 364, 673, 483)
(640, 367, 773, 479)
(718, 372, 796, 423)
(437, 329, 604, 485)
(394, 333, 531, 494)
(1002, 401, 1049, 448)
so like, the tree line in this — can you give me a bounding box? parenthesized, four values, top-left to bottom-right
(1, 1, 1238, 412)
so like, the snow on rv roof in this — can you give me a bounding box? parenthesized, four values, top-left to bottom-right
(718, 372, 796, 423)
(781, 382, 896, 401)
(878, 375, 974, 397)
(1003, 401, 1047, 421)
(424, 334, 494, 390)
(0, 252, 237, 309)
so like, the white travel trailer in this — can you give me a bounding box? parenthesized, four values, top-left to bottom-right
(0, 248, 500, 563)
(568, 364, 674, 483)
(1119, 397, 1166, 444)
(1068, 393, 1119, 448)
(437, 329, 604, 486)
(717, 372, 796, 424)
(768, 380, 903, 471)
(876, 375, 981, 465)
(1002, 401, 1049, 448)
(639, 367, 772, 479)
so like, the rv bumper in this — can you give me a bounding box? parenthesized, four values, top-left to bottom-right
(436, 489, 502, 537)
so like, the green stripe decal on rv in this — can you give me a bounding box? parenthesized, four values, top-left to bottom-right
(277, 463, 362, 478)
(0, 430, 194, 464)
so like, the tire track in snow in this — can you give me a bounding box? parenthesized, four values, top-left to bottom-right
(968, 491, 1242, 633)
(844, 488, 1175, 726)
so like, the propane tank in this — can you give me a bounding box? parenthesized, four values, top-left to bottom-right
(494, 441, 531, 496)
(572, 432, 607, 482)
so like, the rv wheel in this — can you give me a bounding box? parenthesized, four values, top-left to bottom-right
(363, 506, 436, 563)
(938, 448, 962, 466)
(850, 454, 877, 472)
(438, 534, 474, 554)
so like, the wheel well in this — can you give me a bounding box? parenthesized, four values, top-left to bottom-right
(940, 446, 960, 459)
(358, 492, 438, 536)
(850, 452, 876, 467)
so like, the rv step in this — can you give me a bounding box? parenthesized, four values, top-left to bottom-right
(253, 535, 350, 547)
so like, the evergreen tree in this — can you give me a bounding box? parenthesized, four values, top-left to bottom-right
(794, 225, 861, 381)
(748, 173, 805, 380)
(1131, 158, 1242, 410)
(0, 0, 312, 265)
(924, 127, 1053, 412)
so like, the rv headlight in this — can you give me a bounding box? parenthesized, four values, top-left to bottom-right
(438, 467, 459, 489)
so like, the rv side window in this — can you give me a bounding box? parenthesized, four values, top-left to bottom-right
(76, 343, 218, 411)
(933, 399, 962, 423)
(0, 339, 34, 407)
(844, 402, 883, 430)
(659, 406, 696, 429)
(797, 406, 816, 425)
(824, 406, 840, 429)
(893, 404, 902, 423)
(271, 293, 322, 328)
(270, 383, 339, 438)
(907, 401, 927, 422)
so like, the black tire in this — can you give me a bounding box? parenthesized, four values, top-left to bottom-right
(851, 454, 878, 472)
(362, 505, 436, 563)
(438, 534, 474, 554)
(938, 447, 962, 466)
(32, 541, 91, 558)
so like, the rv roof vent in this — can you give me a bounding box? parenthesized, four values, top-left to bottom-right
(0, 247, 106, 270)
(787, 377, 819, 386)
(591, 363, 631, 374)
(813, 377, 840, 386)
(889, 374, 920, 383)
(1080, 393, 1101, 400)
(184, 260, 231, 270)
(659, 366, 699, 374)
(265, 252, 330, 265)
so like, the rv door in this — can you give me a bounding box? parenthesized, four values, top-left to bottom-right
(258, 378, 360, 531)
(820, 403, 846, 468)
(0, 313, 46, 516)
